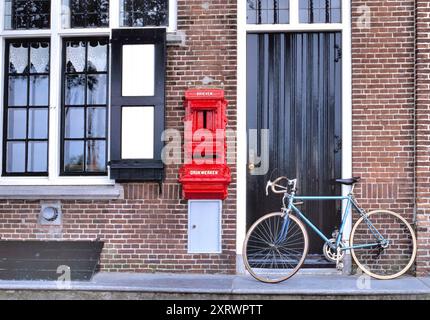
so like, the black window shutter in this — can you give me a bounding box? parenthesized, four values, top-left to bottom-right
(109, 28, 166, 182)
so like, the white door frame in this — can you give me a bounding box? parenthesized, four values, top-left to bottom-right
(236, 0, 352, 270)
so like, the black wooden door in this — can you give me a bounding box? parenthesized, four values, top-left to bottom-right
(247, 32, 342, 266)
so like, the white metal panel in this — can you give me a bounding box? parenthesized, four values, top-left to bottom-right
(188, 200, 222, 254)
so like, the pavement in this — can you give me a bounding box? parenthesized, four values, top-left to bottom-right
(0, 272, 430, 300)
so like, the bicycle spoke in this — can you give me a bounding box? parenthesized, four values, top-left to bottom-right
(244, 213, 308, 283)
(350, 210, 416, 279)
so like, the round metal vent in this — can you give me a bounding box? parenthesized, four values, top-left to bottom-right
(41, 206, 59, 222)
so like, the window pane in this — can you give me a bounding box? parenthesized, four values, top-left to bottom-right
(65, 107, 85, 139)
(87, 107, 106, 138)
(87, 74, 107, 105)
(3, 40, 50, 176)
(88, 40, 108, 72)
(247, 0, 290, 24)
(29, 75, 49, 106)
(86, 0, 109, 27)
(69, 0, 86, 26)
(7, 142, 26, 173)
(62, 38, 109, 176)
(5, 0, 51, 30)
(7, 109, 27, 139)
(120, 0, 168, 27)
(70, 14, 85, 28)
(87, 13, 108, 28)
(145, 0, 169, 26)
(86, 140, 106, 172)
(331, 8, 341, 23)
(8, 76, 28, 106)
(247, 0, 257, 24)
(64, 141, 85, 172)
(28, 141, 48, 172)
(30, 42, 50, 73)
(63, 0, 110, 28)
(66, 41, 86, 73)
(121, 106, 154, 159)
(122, 44, 155, 97)
(299, 0, 342, 23)
(299, 8, 308, 23)
(28, 108, 48, 139)
(278, 7, 289, 23)
(65, 75, 86, 105)
(9, 43, 28, 74)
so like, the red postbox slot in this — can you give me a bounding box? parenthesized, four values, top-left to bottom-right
(179, 89, 231, 200)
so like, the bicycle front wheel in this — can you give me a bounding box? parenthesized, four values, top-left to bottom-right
(243, 212, 309, 283)
(350, 210, 417, 280)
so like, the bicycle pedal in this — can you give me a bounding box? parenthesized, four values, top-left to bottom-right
(294, 202, 304, 206)
(336, 262, 344, 271)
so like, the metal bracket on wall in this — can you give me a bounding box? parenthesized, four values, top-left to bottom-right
(335, 45, 342, 62)
(334, 135, 342, 153)
(158, 181, 163, 195)
(166, 30, 187, 46)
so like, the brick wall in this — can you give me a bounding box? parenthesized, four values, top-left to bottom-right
(416, 0, 430, 276)
(351, 0, 415, 225)
(0, 0, 238, 274)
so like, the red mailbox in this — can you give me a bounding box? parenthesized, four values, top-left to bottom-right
(179, 89, 231, 200)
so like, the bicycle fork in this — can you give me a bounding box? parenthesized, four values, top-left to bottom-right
(275, 210, 291, 245)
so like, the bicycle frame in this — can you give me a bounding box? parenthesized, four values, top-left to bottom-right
(282, 193, 387, 252)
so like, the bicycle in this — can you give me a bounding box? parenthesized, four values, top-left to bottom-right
(243, 176, 417, 283)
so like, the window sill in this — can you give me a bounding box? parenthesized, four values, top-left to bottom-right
(0, 184, 124, 200)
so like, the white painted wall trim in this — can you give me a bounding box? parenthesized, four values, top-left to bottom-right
(168, 0, 178, 32)
(245, 23, 343, 32)
(0, 184, 124, 200)
(236, 1, 353, 261)
(110, 0, 120, 29)
(341, 0, 353, 244)
(236, 0, 248, 262)
(49, 0, 62, 184)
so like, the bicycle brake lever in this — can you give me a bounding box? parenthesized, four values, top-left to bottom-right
(265, 181, 272, 196)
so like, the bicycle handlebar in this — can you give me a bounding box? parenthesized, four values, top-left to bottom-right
(266, 176, 297, 195)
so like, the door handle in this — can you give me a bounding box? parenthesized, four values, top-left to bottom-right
(248, 163, 255, 171)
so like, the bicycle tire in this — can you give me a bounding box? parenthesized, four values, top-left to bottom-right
(350, 210, 417, 280)
(243, 212, 309, 283)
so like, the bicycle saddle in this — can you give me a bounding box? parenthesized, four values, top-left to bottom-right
(335, 177, 361, 185)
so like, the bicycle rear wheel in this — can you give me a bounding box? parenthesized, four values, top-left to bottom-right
(243, 212, 309, 283)
(350, 210, 417, 280)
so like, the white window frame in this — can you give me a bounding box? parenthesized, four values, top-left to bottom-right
(0, 0, 177, 186)
(236, 0, 352, 264)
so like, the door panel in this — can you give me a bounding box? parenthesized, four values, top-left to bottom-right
(246, 32, 342, 266)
